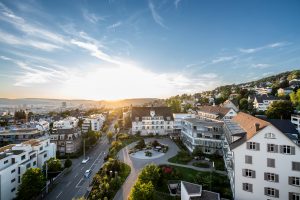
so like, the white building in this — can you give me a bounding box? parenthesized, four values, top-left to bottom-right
(181, 118, 224, 154)
(180, 181, 220, 200)
(197, 106, 237, 121)
(131, 107, 173, 136)
(222, 99, 239, 112)
(173, 113, 195, 133)
(223, 112, 300, 200)
(82, 114, 105, 133)
(291, 114, 300, 133)
(0, 137, 56, 200)
(253, 95, 279, 112)
(278, 88, 293, 96)
(53, 117, 78, 129)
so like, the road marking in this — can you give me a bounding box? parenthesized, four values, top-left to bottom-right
(56, 191, 63, 199)
(74, 172, 79, 178)
(80, 166, 84, 171)
(66, 181, 71, 187)
(76, 177, 84, 188)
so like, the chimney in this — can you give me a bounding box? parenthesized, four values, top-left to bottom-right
(255, 123, 260, 131)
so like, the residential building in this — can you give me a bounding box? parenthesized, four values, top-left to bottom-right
(131, 107, 173, 136)
(82, 114, 105, 133)
(197, 106, 237, 121)
(172, 113, 195, 139)
(253, 95, 280, 111)
(0, 137, 56, 200)
(181, 118, 224, 154)
(222, 99, 239, 112)
(53, 117, 78, 129)
(289, 79, 300, 87)
(180, 181, 220, 200)
(50, 128, 81, 155)
(254, 87, 272, 95)
(278, 88, 294, 96)
(223, 112, 300, 200)
(291, 114, 300, 133)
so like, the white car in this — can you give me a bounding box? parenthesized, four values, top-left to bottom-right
(81, 157, 90, 164)
(84, 169, 91, 178)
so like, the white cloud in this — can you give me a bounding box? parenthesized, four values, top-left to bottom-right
(82, 9, 105, 24)
(212, 56, 235, 64)
(251, 63, 271, 69)
(107, 21, 122, 30)
(174, 0, 182, 8)
(239, 42, 289, 54)
(148, 1, 167, 28)
(0, 55, 12, 61)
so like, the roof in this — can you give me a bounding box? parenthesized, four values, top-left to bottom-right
(181, 181, 220, 200)
(184, 118, 223, 126)
(254, 94, 279, 103)
(23, 139, 41, 146)
(181, 181, 202, 194)
(232, 112, 270, 140)
(265, 119, 299, 140)
(131, 107, 173, 121)
(198, 106, 231, 119)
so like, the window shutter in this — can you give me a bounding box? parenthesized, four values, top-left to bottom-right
(249, 156, 252, 164)
(275, 174, 279, 182)
(289, 192, 293, 200)
(242, 183, 246, 190)
(246, 142, 250, 149)
(267, 144, 269, 152)
(280, 145, 283, 153)
(274, 145, 278, 153)
(291, 146, 295, 155)
(264, 187, 268, 195)
(256, 143, 260, 151)
(252, 170, 256, 178)
(275, 189, 279, 198)
(249, 184, 253, 192)
(242, 169, 246, 176)
(264, 173, 268, 180)
(288, 177, 293, 185)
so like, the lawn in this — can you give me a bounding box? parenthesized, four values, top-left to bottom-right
(206, 155, 226, 171)
(192, 162, 210, 168)
(168, 150, 193, 164)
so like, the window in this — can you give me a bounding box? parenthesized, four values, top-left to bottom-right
(264, 173, 278, 182)
(39, 146, 43, 151)
(11, 188, 15, 193)
(204, 148, 210, 153)
(246, 142, 260, 150)
(11, 178, 15, 183)
(265, 133, 276, 139)
(280, 145, 295, 155)
(4, 159, 8, 164)
(245, 155, 252, 164)
(292, 162, 300, 171)
(21, 155, 25, 160)
(242, 183, 253, 192)
(289, 177, 300, 186)
(11, 169, 15, 174)
(264, 187, 279, 198)
(33, 161, 36, 166)
(242, 169, 255, 178)
(267, 144, 278, 153)
(44, 153, 47, 158)
(289, 192, 300, 200)
(267, 158, 275, 168)
(26, 163, 31, 169)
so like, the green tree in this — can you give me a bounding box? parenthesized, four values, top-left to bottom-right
(167, 98, 181, 113)
(239, 98, 249, 111)
(107, 131, 113, 142)
(266, 100, 294, 119)
(192, 146, 204, 158)
(16, 168, 45, 200)
(124, 116, 132, 129)
(135, 139, 146, 150)
(43, 158, 63, 181)
(64, 157, 72, 168)
(129, 180, 155, 200)
(138, 164, 161, 186)
(114, 123, 119, 133)
(290, 89, 300, 109)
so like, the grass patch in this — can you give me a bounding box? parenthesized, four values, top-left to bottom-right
(205, 155, 226, 171)
(192, 162, 210, 168)
(168, 150, 193, 164)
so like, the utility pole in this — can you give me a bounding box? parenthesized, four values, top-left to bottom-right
(46, 162, 48, 193)
(83, 138, 85, 160)
(210, 161, 214, 191)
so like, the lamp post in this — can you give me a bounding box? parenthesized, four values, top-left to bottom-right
(210, 161, 214, 191)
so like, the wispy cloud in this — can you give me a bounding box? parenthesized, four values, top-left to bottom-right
(82, 9, 105, 24)
(0, 55, 12, 61)
(251, 63, 271, 69)
(148, 1, 167, 28)
(174, 0, 182, 8)
(212, 56, 235, 64)
(107, 21, 122, 30)
(239, 42, 289, 53)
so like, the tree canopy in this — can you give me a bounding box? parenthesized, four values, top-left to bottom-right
(129, 180, 155, 200)
(266, 100, 294, 119)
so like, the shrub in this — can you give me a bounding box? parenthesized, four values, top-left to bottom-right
(64, 157, 72, 168)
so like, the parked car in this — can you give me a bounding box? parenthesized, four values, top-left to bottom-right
(82, 157, 90, 164)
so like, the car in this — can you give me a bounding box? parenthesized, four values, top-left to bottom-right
(84, 169, 91, 178)
(81, 157, 90, 164)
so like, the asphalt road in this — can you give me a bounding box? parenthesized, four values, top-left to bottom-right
(45, 119, 117, 200)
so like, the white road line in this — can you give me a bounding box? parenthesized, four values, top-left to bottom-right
(56, 191, 63, 199)
(66, 181, 71, 187)
(74, 172, 79, 178)
(80, 166, 84, 171)
(76, 177, 83, 188)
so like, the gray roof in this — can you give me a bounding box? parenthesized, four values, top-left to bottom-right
(184, 118, 223, 127)
(265, 119, 299, 140)
(131, 107, 173, 121)
(182, 181, 202, 194)
(254, 95, 279, 103)
(181, 181, 220, 200)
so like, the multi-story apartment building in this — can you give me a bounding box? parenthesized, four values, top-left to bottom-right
(253, 95, 279, 112)
(53, 117, 78, 129)
(173, 113, 195, 134)
(181, 118, 224, 154)
(50, 128, 81, 155)
(0, 137, 56, 200)
(197, 106, 237, 121)
(291, 114, 300, 133)
(82, 114, 105, 133)
(223, 112, 300, 200)
(131, 107, 173, 136)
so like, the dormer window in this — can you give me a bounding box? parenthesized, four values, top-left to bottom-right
(135, 117, 139, 121)
(265, 133, 276, 139)
(167, 117, 171, 121)
(150, 111, 155, 117)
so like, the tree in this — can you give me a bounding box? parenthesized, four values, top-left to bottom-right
(114, 123, 119, 133)
(14, 110, 26, 120)
(43, 158, 63, 181)
(64, 157, 72, 168)
(239, 98, 248, 111)
(107, 131, 113, 142)
(290, 89, 300, 109)
(192, 146, 204, 158)
(129, 180, 155, 200)
(138, 164, 161, 187)
(167, 98, 181, 113)
(266, 100, 294, 119)
(135, 139, 146, 150)
(124, 116, 132, 129)
(16, 168, 45, 200)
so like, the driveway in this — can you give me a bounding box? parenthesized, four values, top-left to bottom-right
(113, 138, 179, 200)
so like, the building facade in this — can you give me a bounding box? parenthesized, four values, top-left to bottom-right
(181, 118, 224, 154)
(131, 107, 173, 136)
(82, 114, 105, 133)
(223, 112, 300, 200)
(0, 137, 56, 200)
(197, 106, 237, 121)
(53, 117, 78, 129)
(253, 95, 279, 111)
(291, 114, 300, 133)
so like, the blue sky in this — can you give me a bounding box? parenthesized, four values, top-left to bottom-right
(0, 0, 299, 100)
